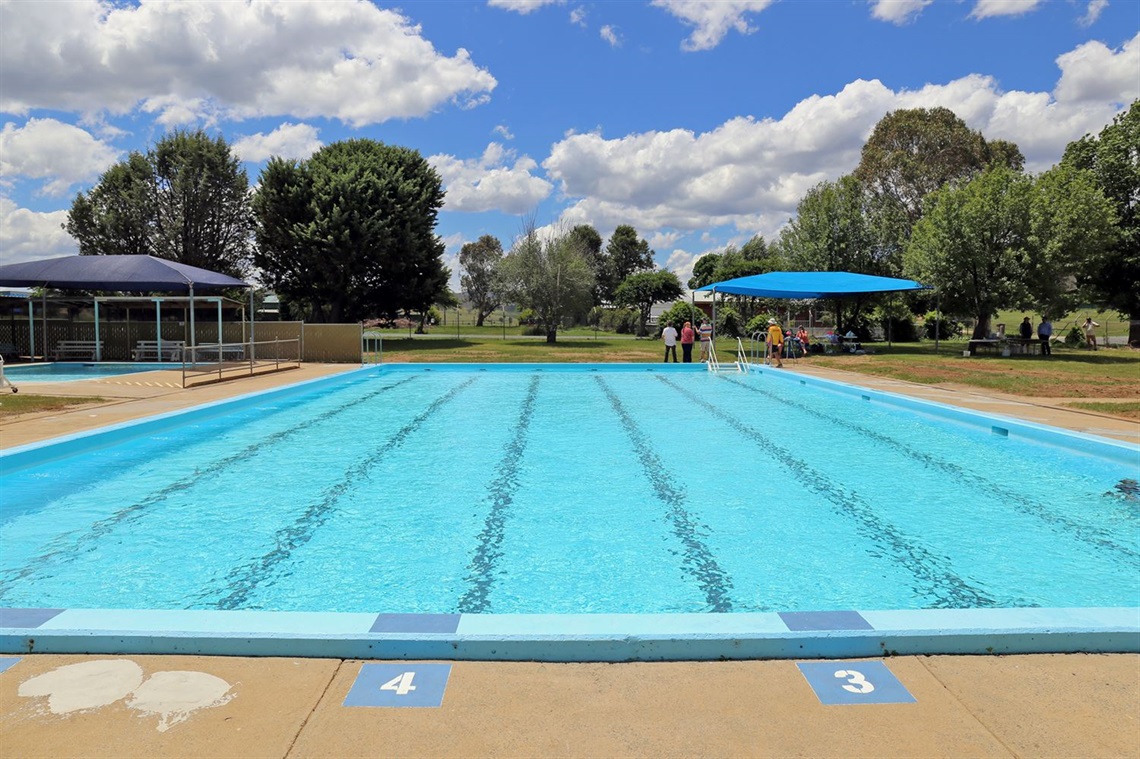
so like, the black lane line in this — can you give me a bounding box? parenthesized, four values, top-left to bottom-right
(210, 376, 478, 610)
(0, 375, 420, 600)
(457, 375, 541, 614)
(724, 376, 1139, 562)
(597, 376, 734, 612)
(658, 375, 1010, 609)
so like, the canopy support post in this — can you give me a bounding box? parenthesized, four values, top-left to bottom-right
(41, 292, 47, 360)
(27, 300, 34, 360)
(94, 299, 102, 360)
(934, 292, 941, 353)
(189, 284, 196, 363)
(155, 298, 162, 356)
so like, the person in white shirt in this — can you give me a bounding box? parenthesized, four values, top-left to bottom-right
(661, 324, 678, 363)
(1083, 317, 1100, 350)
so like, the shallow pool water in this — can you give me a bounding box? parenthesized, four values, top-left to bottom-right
(4, 362, 170, 382)
(1, 365, 1136, 615)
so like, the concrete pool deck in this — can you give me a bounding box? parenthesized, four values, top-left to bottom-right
(1, 362, 1138, 757)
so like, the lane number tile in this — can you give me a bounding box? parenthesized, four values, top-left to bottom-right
(344, 663, 452, 708)
(796, 660, 916, 705)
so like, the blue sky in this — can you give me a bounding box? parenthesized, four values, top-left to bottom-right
(1, 0, 1137, 289)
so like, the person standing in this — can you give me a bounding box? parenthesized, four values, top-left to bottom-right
(1019, 316, 1033, 340)
(1037, 316, 1052, 356)
(1083, 316, 1100, 350)
(766, 318, 784, 368)
(698, 319, 713, 362)
(680, 321, 695, 363)
(661, 323, 678, 363)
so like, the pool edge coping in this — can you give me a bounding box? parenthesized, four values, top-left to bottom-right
(1, 606, 1137, 661)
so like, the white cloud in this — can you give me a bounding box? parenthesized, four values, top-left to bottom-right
(600, 25, 621, 47)
(488, 0, 563, 13)
(493, 124, 515, 140)
(869, 0, 934, 25)
(1080, 0, 1109, 26)
(0, 119, 120, 196)
(232, 123, 323, 163)
(0, 197, 77, 264)
(570, 6, 587, 27)
(541, 33, 1139, 241)
(0, 1, 496, 127)
(1054, 35, 1138, 105)
(969, 0, 1045, 20)
(430, 143, 553, 214)
(651, 0, 776, 52)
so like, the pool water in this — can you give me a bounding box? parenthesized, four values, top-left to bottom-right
(1, 366, 1136, 615)
(4, 362, 171, 382)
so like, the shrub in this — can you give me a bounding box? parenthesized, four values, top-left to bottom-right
(600, 308, 639, 334)
(656, 301, 703, 334)
(715, 305, 743, 338)
(922, 311, 962, 339)
(744, 314, 776, 336)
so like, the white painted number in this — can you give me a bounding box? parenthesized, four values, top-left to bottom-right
(380, 672, 417, 696)
(834, 669, 875, 694)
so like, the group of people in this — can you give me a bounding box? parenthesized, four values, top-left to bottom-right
(660, 319, 713, 363)
(660, 317, 811, 366)
(1009, 314, 1102, 354)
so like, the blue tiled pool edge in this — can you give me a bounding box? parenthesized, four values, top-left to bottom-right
(1, 607, 1136, 661)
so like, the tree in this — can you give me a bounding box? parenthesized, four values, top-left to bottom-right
(66, 130, 252, 278)
(688, 252, 721, 290)
(459, 235, 504, 326)
(613, 270, 684, 336)
(495, 225, 595, 343)
(567, 224, 605, 305)
(904, 167, 1035, 339)
(253, 139, 449, 323)
(855, 107, 991, 227)
(779, 175, 883, 330)
(1027, 163, 1117, 317)
(1060, 101, 1139, 344)
(600, 225, 654, 303)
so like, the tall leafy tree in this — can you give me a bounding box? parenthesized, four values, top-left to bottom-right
(495, 225, 595, 343)
(253, 139, 449, 323)
(66, 130, 252, 278)
(905, 167, 1035, 339)
(600, 225, 654, 303)
(459, 234, 504, 326)
(613, 270, 683, 336)
(567, 224, 605, 305)
(779, 175, 882, 329)
(1060, 100, 1139, 344)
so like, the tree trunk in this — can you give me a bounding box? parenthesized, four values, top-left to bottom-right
(475, 312, 485, 327)
(1129, 318, 1140, 348)
(972, 315, 991, 340)
(546, 329, 557, 343)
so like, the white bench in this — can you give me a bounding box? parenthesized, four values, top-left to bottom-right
(132, 340, 185, 362)
(194, 344, 246, 362)
(54, 340, 103, 361)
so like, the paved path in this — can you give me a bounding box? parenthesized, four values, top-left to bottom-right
(1, 362, 1137, 758)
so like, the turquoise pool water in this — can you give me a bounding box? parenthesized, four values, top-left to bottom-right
(1, 365, 1136, 616)
(5, 362, 170, 381)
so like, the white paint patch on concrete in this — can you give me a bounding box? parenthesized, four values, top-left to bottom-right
(126, 671, 235, 732)
(18, 660, 144, 714)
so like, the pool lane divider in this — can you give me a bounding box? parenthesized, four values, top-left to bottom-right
(1, 607, 1135, 662)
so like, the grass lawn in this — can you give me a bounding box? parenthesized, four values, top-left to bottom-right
(0, 393, 108, 419)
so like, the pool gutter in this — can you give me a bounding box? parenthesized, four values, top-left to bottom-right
(2, 607, 1136, 661)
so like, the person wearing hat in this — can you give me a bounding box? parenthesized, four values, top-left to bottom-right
(766, 317, 784, 367)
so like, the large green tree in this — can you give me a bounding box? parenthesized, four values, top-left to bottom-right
(66, 130, 252, 278)
(252, 139, 449, 323)
(905, 167, 1035, 339)
(778, 175, 883, 330)
(496, 226, 595, 343)
(459, 234, 504, 326)
(600, 225, 654, 303)
(613, 270, 683, 336)
(1060, 100, 1139, 344)
(567, 224, 605, 305)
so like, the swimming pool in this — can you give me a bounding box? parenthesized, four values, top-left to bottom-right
(4, 362, 171, 382)
(1, 364, 1137, 660)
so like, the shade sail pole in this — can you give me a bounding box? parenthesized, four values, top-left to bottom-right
(41, 292, 47, 359)
(94, 299, 101, 360)
(27, 300, 34, 359)
(189, 284, 196, 360)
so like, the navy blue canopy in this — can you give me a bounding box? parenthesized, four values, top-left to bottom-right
(699, 271, 926, 299)
(0, 255, 248, 291)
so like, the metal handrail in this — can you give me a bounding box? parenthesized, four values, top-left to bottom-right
(706, 337, 720, 372)
(180, 338, 301, 387)
(736, 338, 750, 374)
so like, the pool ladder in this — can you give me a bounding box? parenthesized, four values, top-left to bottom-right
(707, 338, 749, 374)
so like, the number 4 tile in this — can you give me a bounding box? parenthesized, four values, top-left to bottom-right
(344, 663, 452, 708)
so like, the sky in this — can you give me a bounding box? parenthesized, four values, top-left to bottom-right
(1, 0, 1137, 290)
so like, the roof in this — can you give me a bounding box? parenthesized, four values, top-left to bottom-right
(698, 271, 927, 299)
(0, 255, 249, 291)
